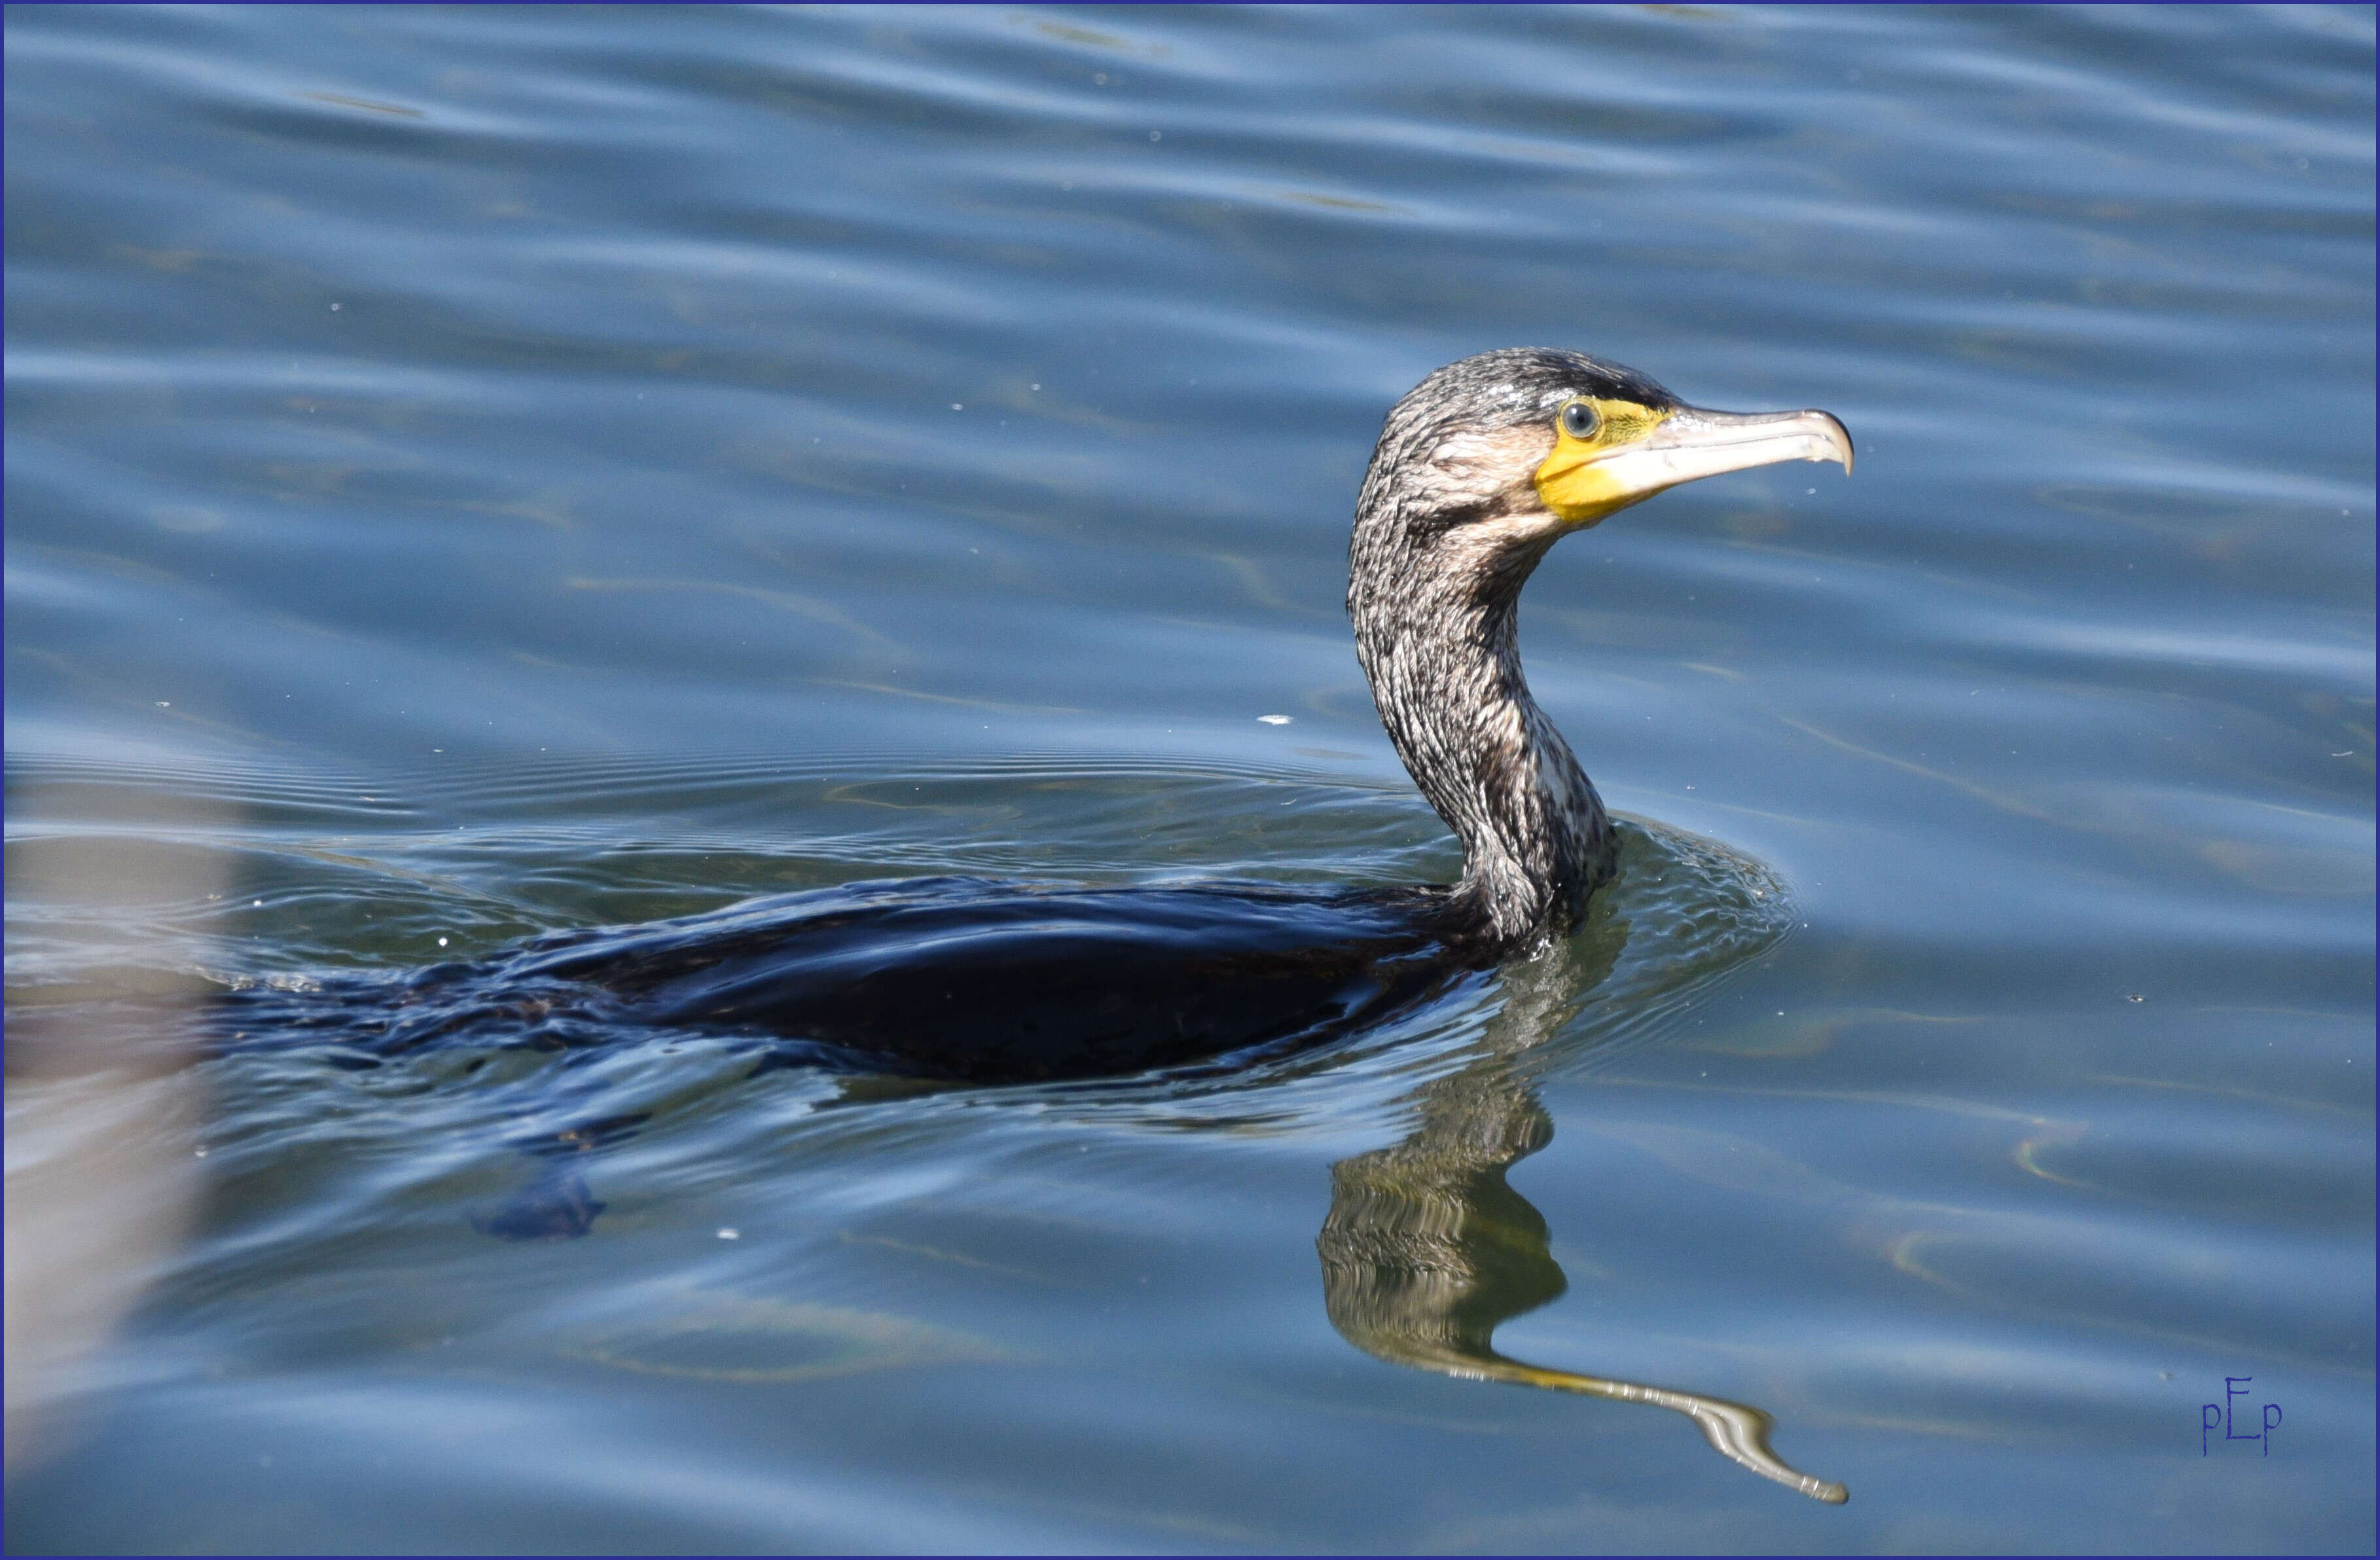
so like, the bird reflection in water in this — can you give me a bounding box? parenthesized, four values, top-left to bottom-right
(1318, 937, 1848, 1504)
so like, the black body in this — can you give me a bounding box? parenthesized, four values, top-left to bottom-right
(217, 875, 1491, 1086)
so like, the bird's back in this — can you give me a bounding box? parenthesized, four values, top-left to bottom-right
(521, 876, 1478, 1083)
(219, 875, 1485, 1085)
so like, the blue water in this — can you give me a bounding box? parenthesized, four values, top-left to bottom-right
(6, 5, 2371, 1552)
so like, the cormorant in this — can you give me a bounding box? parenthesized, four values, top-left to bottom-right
(224, 348, 1850, 1086)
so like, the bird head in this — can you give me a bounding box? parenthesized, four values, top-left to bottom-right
(1350, 347, 1851, 609)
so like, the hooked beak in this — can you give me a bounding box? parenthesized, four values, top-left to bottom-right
(1602, 405, 1853, 494)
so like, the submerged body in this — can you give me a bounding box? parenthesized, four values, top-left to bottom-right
(225, 876, 1486, 1084)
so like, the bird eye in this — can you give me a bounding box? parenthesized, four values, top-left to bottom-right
(1559, 400, 1602, 440)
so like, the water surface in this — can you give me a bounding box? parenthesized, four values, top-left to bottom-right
(6, 4, 2373, 1553)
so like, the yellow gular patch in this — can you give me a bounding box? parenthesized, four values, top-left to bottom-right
(1532, 399, 1674, 525)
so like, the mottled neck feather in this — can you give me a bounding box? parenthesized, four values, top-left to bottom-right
(1355, 547, 1617, 949)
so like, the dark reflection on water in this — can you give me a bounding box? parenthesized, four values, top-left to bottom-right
(1321, 835, 1848, 1502)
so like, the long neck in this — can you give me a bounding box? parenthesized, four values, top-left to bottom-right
(1355, 560, 1617, 949)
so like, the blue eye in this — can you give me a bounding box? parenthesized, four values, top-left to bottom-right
(1560, 401, 1601, 439)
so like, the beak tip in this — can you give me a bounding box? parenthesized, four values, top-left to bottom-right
(1817, 410, 1853, 475)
